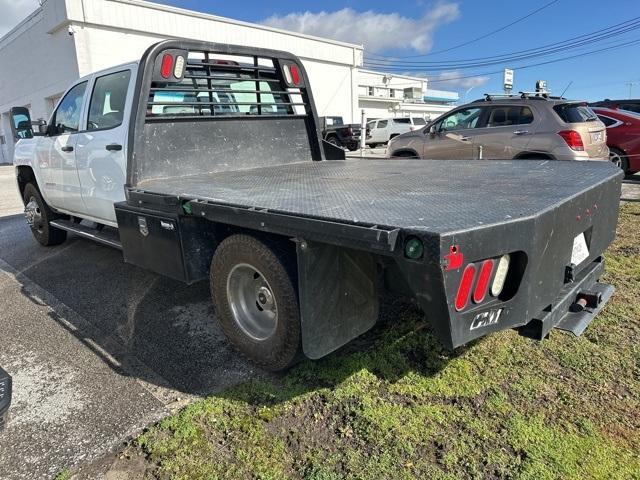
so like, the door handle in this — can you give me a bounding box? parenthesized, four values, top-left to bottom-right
(513, 130, 530, 135)
(61, 146, 73, 152)
(106, 143, 122, 152)
(460, 136, 471, 142)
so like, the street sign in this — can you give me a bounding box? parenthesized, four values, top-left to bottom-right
(503, 69, 514, 90)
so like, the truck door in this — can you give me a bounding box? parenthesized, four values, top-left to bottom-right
(75, 69, 132, 225)
(36, 81, 88, 212)
(422, 107, 483, 159)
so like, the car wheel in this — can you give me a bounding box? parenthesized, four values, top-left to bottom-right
(327, 136, 339, 147)
(22, 183, 67, 246)
(609, 148, 630, 173)
(210, 234, 301, 371)
(393, 151, 419, 159)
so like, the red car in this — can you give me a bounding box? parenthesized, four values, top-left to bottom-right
(592, 107, 640, 174)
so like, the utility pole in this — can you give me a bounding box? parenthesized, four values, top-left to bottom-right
(627, 82, 638, 98)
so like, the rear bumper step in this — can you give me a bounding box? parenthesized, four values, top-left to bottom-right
(518, 257, 613, 340)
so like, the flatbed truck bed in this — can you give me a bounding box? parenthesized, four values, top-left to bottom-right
(137, 159, 618, 234)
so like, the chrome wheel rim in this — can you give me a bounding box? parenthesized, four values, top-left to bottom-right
(609, 151, 622, 169)
(25, 197, 44, 233)
(226, 263, 277, 341)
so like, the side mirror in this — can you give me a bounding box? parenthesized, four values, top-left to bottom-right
(9, 106, 33, 141)
(428, 125, 438, 135)
(32, 119, 47, 135)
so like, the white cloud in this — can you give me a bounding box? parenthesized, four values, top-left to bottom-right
(428, 70, 491, 89)
(261, 4, 460, 53)
(0, 0, 40, 37)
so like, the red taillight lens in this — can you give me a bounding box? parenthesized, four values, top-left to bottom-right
(160, 54, 174, 79)
(473, 259, 494, 304)
(290, 64, 301, 85)
(558, 130, 584, 151)
(455, 264, 477, 311)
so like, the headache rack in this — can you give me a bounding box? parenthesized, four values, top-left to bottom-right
(143, 47, 313, 121)
(127, 40, 325, 187)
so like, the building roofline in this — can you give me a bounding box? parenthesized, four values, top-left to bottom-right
(0, 6, 43, 46)
(111, 0, 364, 51)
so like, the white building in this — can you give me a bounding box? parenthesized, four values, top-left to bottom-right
(0, 0, 457, 162)
(0, 0, 365, 162)
(358, 69, 458, 122)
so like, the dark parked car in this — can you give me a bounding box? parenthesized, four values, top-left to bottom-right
(319, 116, 365, 151)
(592, 107, 640, 174)
(590, 99, 640, 115)
(0, 367, 11, 431)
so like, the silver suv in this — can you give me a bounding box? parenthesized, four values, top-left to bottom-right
(387, 94, 609, 161)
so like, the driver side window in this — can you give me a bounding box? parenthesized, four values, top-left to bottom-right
(436, 107, 483, 132)
(51, 82, 87, 135)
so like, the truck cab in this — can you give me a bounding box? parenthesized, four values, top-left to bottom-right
(13, 63, 137, 227)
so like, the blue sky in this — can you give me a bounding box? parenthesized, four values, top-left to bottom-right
(152, 0, 640, 101)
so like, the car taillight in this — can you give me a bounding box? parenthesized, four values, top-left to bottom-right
(473, 259, 494, 304)
(160, 54, 173, 79)
(558, 130, 584, 151)
(455, 264, 477, 311)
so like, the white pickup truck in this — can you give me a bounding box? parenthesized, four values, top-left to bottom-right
(9, 40, 622, 371)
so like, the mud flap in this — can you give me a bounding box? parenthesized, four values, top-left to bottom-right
(296, 240, 378, 359)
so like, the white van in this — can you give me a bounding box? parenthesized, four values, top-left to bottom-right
(366, 117, 427, 147)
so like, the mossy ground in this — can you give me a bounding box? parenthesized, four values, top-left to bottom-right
(135, 204, 640, 480)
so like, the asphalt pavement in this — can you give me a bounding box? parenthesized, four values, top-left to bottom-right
(0, 167, 258, 479)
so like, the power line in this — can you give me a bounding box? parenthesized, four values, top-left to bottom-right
(363, 17, 640, 69)
(366, 0, 561, 60)
(425, 37, 640, 84)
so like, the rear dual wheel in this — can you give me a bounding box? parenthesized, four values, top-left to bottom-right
(210, 234, 301, 371)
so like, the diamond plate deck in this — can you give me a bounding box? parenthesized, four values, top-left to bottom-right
(137, 159, 621, 233)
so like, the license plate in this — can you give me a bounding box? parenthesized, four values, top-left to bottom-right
(591, 131, 603, 143)
(571, 232, 589, 266)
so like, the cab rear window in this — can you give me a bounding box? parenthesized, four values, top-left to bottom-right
(553, 104, 598, 123)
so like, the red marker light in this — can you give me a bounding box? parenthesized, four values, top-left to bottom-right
(473, 259, 494, 304)
(290, 64, 301, 85)
(455, 264, 477, 311)
(444, 245, 464, 271)
(160, 54, 173, 79)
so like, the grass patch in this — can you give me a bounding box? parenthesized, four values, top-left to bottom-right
(136, 204, 640, 479)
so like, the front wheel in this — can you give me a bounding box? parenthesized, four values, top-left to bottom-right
(210, 234, 301, 371)
(22, 183, 67, 246)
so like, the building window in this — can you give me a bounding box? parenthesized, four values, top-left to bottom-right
(389, 89, 395, 98)
(368, 86, 374, 96)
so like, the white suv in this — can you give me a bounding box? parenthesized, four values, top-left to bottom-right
(366, 117, 427, 147)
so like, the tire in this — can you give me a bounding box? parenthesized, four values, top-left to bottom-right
(609, 147, 630, 174)
(22, 183, 67, 246)
(393, 151, 419, 159)
(210, 234, 301, 371)
(326, 136, 340, 147)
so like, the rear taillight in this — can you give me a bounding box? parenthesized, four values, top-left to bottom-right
(558, 130, 584, 151)
(455, 264, 477, 311)
(160, 54, 173, 79)
(491, 254, 510, 297)
(473, 259, 494, 304)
